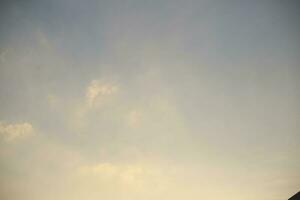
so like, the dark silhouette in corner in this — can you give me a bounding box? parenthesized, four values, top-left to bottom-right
(289, 191, 300, 200)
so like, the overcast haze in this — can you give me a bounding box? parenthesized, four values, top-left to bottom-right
(0, 0, 300, 200)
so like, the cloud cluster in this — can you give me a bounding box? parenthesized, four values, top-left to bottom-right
(0, 122, 34, 142)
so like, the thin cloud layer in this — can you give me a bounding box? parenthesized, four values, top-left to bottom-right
(0, 122, 34, 142)
(0, 0, 299, 200)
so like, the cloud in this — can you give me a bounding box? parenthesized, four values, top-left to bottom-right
(86, 80, 119, 108)
(65, 79, 120, 133)
(0, 122, 35, 142)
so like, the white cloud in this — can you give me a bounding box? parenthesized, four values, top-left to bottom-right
(66, 79, 120, 133)
(0, 122, 35, 142)
(86, 80, 119, 108)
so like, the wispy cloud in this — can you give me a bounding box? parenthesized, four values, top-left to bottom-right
(86, 80, 119, 108)
(0, 122, 35, 142)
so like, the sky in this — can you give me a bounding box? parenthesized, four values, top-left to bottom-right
(0, 0, 299, 200)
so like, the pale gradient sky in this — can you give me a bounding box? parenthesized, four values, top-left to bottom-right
(0, 0, 299, 200)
